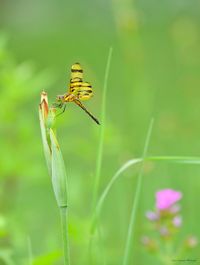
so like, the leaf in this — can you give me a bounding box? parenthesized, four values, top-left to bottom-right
(50, 129, 68, 207)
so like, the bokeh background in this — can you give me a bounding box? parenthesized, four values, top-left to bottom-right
(0, 0, 200, 264)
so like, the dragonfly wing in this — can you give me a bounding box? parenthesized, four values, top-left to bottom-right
(74, 99, 100, 125)
(69, 81, 82, 95)
(77, 82, 93, 100)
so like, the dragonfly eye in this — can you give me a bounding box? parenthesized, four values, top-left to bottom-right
(56, 95, 64, 101)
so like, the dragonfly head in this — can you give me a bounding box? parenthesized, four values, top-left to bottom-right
(52, 95, 65, 108)
(56, 94, 65, 101)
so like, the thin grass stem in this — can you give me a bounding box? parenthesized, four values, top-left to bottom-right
(92, 47, 113, 209)
(60, 207, 70, 265)
(91, 158, 142, 233)
(27, 236, 33, 265)
(146, 156, 200, 164)
(89, 47, 113, 265)
(122, 118, 154, 265)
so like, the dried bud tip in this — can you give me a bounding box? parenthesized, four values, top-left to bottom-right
(40, 91, 49, 121)
(41, 91, 48, 103)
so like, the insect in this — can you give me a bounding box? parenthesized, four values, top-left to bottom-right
(53, 63, 100, 125)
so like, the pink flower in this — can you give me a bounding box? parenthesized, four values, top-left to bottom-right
(145, 211, 159, 221)
(172, 216, 182, 227)
(156, 189, 182, 210)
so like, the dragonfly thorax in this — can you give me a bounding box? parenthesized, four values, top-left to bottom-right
(64, 93, 75, 102)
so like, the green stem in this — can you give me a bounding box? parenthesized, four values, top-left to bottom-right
(122, 118, 154, 265)
(60, 207, 70, 265)
(92, 47, 113, 209)
(89, 47, 112, 265)
(27, 236, 33, 265)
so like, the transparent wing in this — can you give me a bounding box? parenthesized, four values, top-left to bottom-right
(74, 99, 100, 125)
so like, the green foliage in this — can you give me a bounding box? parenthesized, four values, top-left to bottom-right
(32, 251, 61, 265)
(0, 33, 56, 264)
(0, 33, 55, 180)
(0, 0, 200, 264)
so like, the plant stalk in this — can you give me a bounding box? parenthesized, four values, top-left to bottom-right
(122, 118, 154, 265)
(92, 47, 113, 209)
(60, 206, 70, 265)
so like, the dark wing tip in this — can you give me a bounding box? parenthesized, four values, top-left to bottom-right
(96, 119, 100, 125)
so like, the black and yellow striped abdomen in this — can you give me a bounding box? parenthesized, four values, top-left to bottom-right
(71, 63, 83, 80)
(69, 63, 93, 101)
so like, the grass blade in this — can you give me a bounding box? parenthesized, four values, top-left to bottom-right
(146, 156, 200, 164)
(93, 47, 113, 208)
(92, 155, 200, 234)
(27, 236, 33, 265)
(122, 118, 154, 265)
(92, 158, 142, 232)
(89, 47, 113, 265)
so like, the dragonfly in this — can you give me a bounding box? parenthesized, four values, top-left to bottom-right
(53, 63, 100, 125)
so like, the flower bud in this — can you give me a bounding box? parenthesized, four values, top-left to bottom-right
(172, 215, 182, 228)
(185, 236, 198, 249)
(145, 211, 159, 221)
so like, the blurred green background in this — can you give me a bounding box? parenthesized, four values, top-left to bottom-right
(0, 0, 200, 264)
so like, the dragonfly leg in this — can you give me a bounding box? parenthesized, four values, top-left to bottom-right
(52, 102, 63, 108)
(56, 104, 67, 117)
